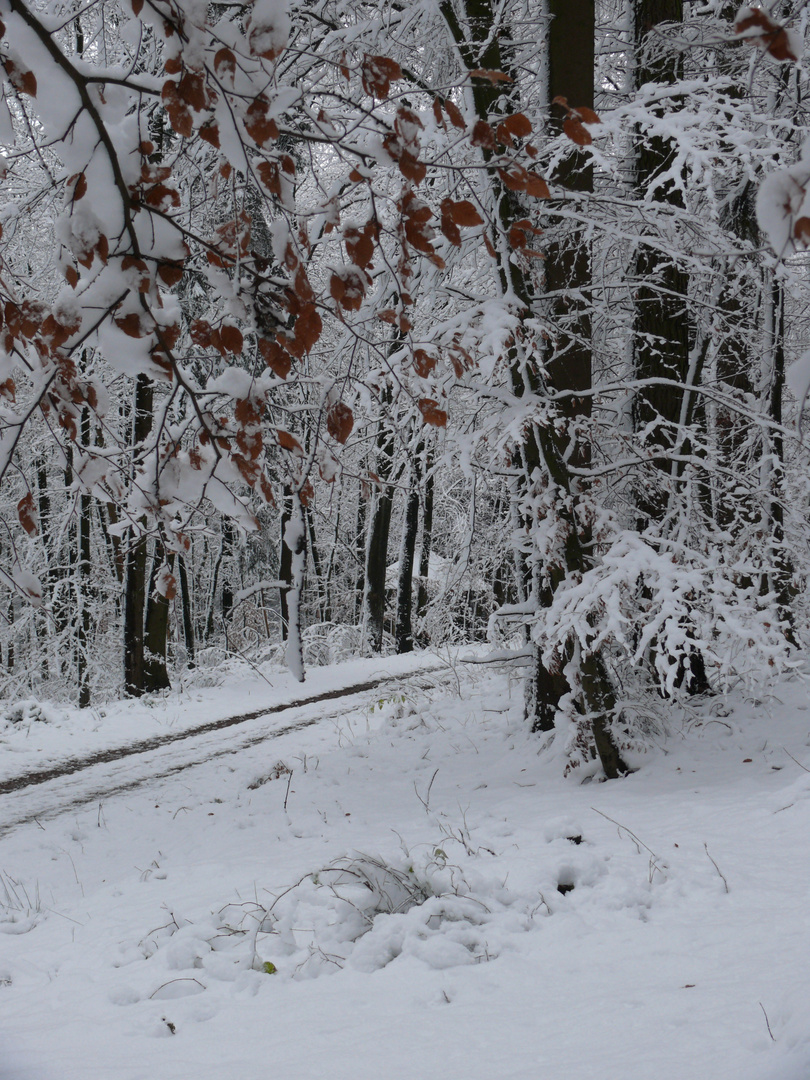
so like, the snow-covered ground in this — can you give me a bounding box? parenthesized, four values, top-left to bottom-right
(1, 655, 810, 1080)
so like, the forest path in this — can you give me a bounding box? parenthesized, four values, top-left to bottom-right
(0, 663, 458, 836)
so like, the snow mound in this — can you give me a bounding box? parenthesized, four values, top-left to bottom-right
(0, 699, 61, 732)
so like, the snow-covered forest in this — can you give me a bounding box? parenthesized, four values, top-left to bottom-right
(2, 0, 810, 765)
(3, 1, 810, 1076)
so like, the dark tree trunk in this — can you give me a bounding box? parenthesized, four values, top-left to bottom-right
(177, 552, 196, 668)
(77, 407, 92, 707)
(415, 463, 434, 629)
(438, 0, 628, 776)
(633, 0, 689, 524)
(305, 502, 328, 623)
(365, 481, 395, 653)
(395, 459, 421, 654)
(123, 375, 153, 696)
(142, 544, 172, 693)
(220, 517, 235, 630)
(353, 486, 366, 623)
(364, 404, 397, 654)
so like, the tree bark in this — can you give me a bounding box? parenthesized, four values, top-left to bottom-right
(123, 375, 152, 697)
(395, 458, 421, 654)
(177, 552, 196, 668)
(364, 401, 397, 654)
(142, 544, 172, 693)
(415, 462, 434, 632)
(77, 407, 92, 707)
(438, 0, 628, 775)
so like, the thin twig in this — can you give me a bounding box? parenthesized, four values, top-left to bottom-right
(704, 843, 729, 893)
(283, 769, 294, 812)
(783, 747, 810, 773)
(414, 768, 439, 813)
(759, 1002, 775, 1042)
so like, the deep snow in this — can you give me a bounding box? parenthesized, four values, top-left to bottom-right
(1, 653, 810, 1080)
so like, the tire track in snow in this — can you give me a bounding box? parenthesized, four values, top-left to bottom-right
(0, 668, 453, 836)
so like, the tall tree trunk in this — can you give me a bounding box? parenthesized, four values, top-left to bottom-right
(177, 552, 196, 668)
(353, 484, 366, 624)
(415, 461, 434, 632)
(395, 457, 421, 654)
(142, 542, 172, 693)
(305, 502, 328, 623)
(283, 492, 307, 681)
(632, 1, 710, 695)
(633, 0, 689, 524)
(761, 274, 798, 643)
(279, 485, 293, 640)
(77, 407, 92, 707)
(123, 375, 152, 696)
(439, 0, 628, 775)
(364, 402, 397, 654)
(220, 517, 235, 634)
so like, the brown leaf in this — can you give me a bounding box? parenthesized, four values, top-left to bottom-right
(72, 173, 87, 201)
(190, 319, 214, 347)
(526, 173, 551, 199)
(398, 150, 427, 185)
(418, 398, 447, 427)
(17, 492, 37, 536)
(735, 8, 798, 62)
(219, 324, 244, 354)
(330, 267, 367, 312)
(0, 377, 15, 402)
(326, 401, 353, 444)
(115, 313, 145, 338)
(258, 337, 292, 379)
(256, 160, 281, 197)
(361, 55, 402, 98)
(144, 182, 181, 209)
(469, 69, 512, 83)
(178, 71, 208, 112)
(259, 474, 275, 505)
(5, 59, 37, 97)
(292, 304, 322, 354)
(503, 112, 532, 137)
(277, 428, 302, 452)
(158, 261, 184, 286)
(213, 47, 236, 81)
(444, 99, 465, 129)
(440, 217, 461, 247)
(245, 98, 280, 147)
(509, 218, 542, 251)
(498, 164, 529, 192)
(794, 217, 810, 246)
(199, 120, 220, 148)
(471, 120, 495, 149)
(162, 81, 193, 137)
(413, 348, 437, 377)
(495, 122, 515, 148)
(574, 106, 601, 125)
(157, 570, 177, 600)
(131, 0, 144, 15)
(344, 227, 374, 268)
(563, 116, 591, 146)
(441, 198, 483, 227)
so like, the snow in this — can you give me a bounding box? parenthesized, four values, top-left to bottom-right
(1, 660, 810, 1079)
